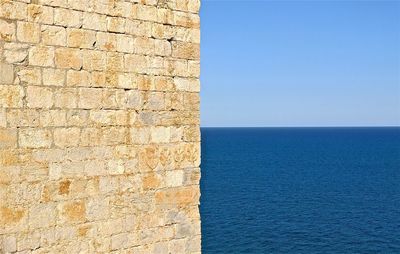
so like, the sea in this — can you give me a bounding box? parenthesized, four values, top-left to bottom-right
(200, 127, 400, 254)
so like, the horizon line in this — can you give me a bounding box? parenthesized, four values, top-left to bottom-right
(200, 125, 400, 128)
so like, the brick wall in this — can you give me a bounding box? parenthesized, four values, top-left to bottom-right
(0, 0, 201, 253)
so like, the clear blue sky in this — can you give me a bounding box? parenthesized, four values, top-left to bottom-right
(200, 0, 400, 127)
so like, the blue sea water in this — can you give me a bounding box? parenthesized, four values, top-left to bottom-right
(200, 127, 400, 254)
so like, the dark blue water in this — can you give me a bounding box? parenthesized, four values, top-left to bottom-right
(200, 127, 400, 254)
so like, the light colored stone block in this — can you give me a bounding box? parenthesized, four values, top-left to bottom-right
(41, 25, 66, 46)
(0, 63, 14, 84)
(55, 48, 82, 70)
(17, 21, 40, 43)
(19, 129, 52, 148)
(29, 46, 55, 67)
(0, 19, 16, 42)
(42, 68, 65, 86)
(26, 86, 53, 108)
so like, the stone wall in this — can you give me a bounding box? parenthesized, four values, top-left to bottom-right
(0, 0, 201, 253)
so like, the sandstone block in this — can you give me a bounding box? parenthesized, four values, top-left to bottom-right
(0, 85, 23, 108)
(0, 1, 27, 20)
(116, 34, 134, 53)
(27, 4, 54, 24)
(59, 200, 86, 223)
(17, 21, 40, 43)
(55, 48, 82, 70)
(38, 0, 68, 7)
(155, 39, 172, 56)
(54, 128, 80, 147)
(3, 42, 29, 64)
(117, 73, 136, 89)
(166, 170, 184, 187)
(145, 92, 165, 111)
(188, 60, 200, 78)
(107, 16, 125, 33)
(17, 67, 41, 86)
(29, 46, 55, 67)
(54, 88, 77, 108)
(82, 12, 107, 31)
(6, 109, 40, 127)
(106, 52, 124, 72)
(41, 25, 66, 46)
(26, 86, 53, 108)
(19, 129, 52, 148)
(151, 126, 171, 143)
(39, 110, 66, 127)
(132, 4, 157, 22)
(0, 19, 16, 42)
(66, 70, 90, 87)
(28, 204, 56, 229)
(125, 19, 152, 37)
(2, 236, 17, 253)
(96, 32, 117, 51)
(125, 90, 142, 109)
(54, 8, 82, 28)
(174, 77, 200, 92)
(42, 68, 65, 86)
(78, 88, 103, 109)
(0, 63, 14, 84)
(133, 37, 155, 55)
(124, 54, 148, 73)
(172, 41, 200, 60)
(0, 109, 6, 127)
(82, 50, 106, 71)
(130, 127, 151, 145)
(155, 186, 200, 206)
(0, 129, 17, 148)
(174, 11, 200, 29)
(67, 28, 96, 49)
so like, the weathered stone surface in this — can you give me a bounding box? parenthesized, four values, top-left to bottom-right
(26, 86, 53, 108)
(19, 129, 52, 148)
(0, 19, 16, 42)
(55, 48, 82, 70)
(41, 25, 66, 46)
(1, 1, 201, 252)
(17, 21, 40, 43)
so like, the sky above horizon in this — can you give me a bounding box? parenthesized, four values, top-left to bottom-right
(200, 0, 400, 127)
